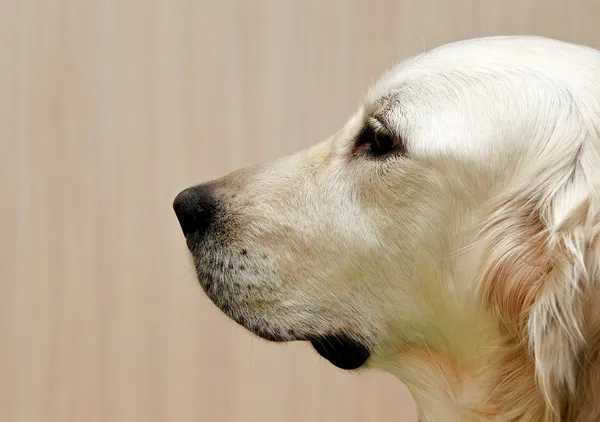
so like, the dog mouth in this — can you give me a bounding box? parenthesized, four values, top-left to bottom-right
(199, 288, 373, 369)
(186, 237, 372, 370)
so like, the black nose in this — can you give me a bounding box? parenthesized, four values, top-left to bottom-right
(173, 184, 217, 237)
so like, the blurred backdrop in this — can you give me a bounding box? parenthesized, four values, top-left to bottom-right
(2, 1, 600, 421)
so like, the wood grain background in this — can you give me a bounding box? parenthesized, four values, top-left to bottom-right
(2, 1, 600, 421)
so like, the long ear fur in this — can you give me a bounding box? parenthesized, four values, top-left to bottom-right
(479, 133, 600, 417)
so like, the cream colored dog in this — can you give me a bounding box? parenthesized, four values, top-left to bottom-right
(173, 36, 600, 421)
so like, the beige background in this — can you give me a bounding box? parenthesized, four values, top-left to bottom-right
(2, 1, 600, 421)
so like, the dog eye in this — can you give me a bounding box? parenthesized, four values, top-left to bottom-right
(372, 131, 401, 155)
(354, 125, 404, 157)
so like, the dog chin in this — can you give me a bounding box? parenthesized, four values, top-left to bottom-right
(231, 313, 373, 370)
(256, 333, 371, 371)
(217, 306, 373, 370)
(248, 324, 371, 370)
(189, 249, 372, 369)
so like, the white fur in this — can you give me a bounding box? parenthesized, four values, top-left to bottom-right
(184, 36, 600, 421)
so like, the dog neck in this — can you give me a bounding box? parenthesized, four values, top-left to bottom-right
(368, 233, 550, 422)
(371, 237, 600, 422)
(371, 310, 548, 422)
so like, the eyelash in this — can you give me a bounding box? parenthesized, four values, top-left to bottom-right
(353, 125, 404, 157)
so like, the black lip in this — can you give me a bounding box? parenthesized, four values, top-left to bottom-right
(310, 334, 371, 370)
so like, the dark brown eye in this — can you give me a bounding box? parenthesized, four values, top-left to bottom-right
(371, 131, 400, 155)
(354, 125, 403, 157)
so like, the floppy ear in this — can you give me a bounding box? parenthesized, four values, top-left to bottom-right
(479, 135, 600, 409)
(527, 194, 599, 404)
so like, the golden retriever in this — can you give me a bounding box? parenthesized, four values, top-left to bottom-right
(173, 36, 600, 421)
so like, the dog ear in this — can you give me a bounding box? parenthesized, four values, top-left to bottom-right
(527, 194, 598, 405)
(479, 137, 600, 409)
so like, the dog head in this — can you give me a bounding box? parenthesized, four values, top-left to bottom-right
(174, 36, 600, 419)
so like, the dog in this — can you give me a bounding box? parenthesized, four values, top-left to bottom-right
(173, 36, 600, 421)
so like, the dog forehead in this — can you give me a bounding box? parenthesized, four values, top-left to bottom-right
(361, 37, 514, 119)
(365, 35, 599, 107)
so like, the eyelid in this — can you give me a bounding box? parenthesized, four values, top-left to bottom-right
(367, 117, 391, 136)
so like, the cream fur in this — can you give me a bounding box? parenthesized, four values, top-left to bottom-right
(177, 36, 600, 421)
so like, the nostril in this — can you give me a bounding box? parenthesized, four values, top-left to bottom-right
(172, 184, 216, 237)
